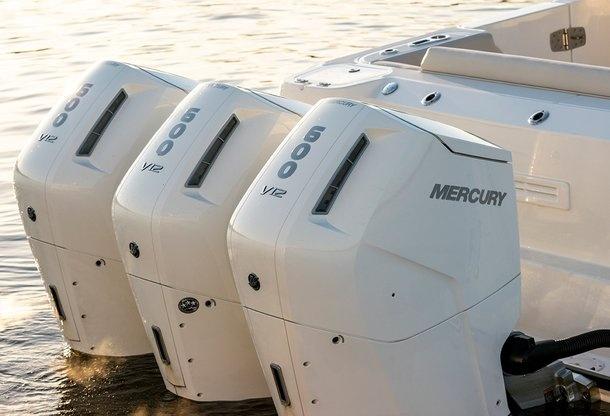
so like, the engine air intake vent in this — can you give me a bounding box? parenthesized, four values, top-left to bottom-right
(76, 89, 128, 156)
(186, 115, 239, 188)
(313, 134, 369, 215)
(270, 363, 291, 406)
(151, 325, 171, 365)
(48, 285, 66, 321)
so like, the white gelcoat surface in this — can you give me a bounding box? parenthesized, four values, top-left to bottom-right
(13, 61, 192, 356)
(229, 99, 520, 415)
(113, 83, 307, 401)
(281, 2, 610, 362)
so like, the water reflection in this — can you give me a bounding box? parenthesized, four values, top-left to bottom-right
(57, 352, 276, 415)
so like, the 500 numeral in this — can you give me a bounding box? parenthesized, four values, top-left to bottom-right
(156, 107, 201, 156)
(52, 83, 94, 127)
(277, 125, 326, 179)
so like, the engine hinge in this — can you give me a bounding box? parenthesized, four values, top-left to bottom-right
(550, 27, 586, 52)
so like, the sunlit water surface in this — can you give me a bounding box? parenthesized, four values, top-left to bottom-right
(4, 1, 609, 415)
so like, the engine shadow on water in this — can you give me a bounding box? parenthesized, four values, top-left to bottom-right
(55, 351, 610, 415)
(56, 352, 276, 415)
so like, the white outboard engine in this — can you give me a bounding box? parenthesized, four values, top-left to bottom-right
(228, 98, 521, 415)
(13, 61, 195, 356)
(112, 82, 309, 400)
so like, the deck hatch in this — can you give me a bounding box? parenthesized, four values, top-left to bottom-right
(185, 115, 239, 188)
(313, 134, 369, 215)
(76, 89, 128, 156)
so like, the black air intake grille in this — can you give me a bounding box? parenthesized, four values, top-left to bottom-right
(76, 89, 127, 156)
(186, 115, 239, 188)
(313, 134, 369, 215)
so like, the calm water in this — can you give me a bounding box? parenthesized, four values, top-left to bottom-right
(4, 1, 607, 415)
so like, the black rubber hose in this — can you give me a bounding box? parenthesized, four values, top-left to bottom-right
(501, 330, 610, 375)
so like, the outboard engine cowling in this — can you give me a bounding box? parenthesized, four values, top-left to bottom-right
(112, 82, 309, 400)
(13, 60, 194, 356)
(228, 98, 521, 416)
